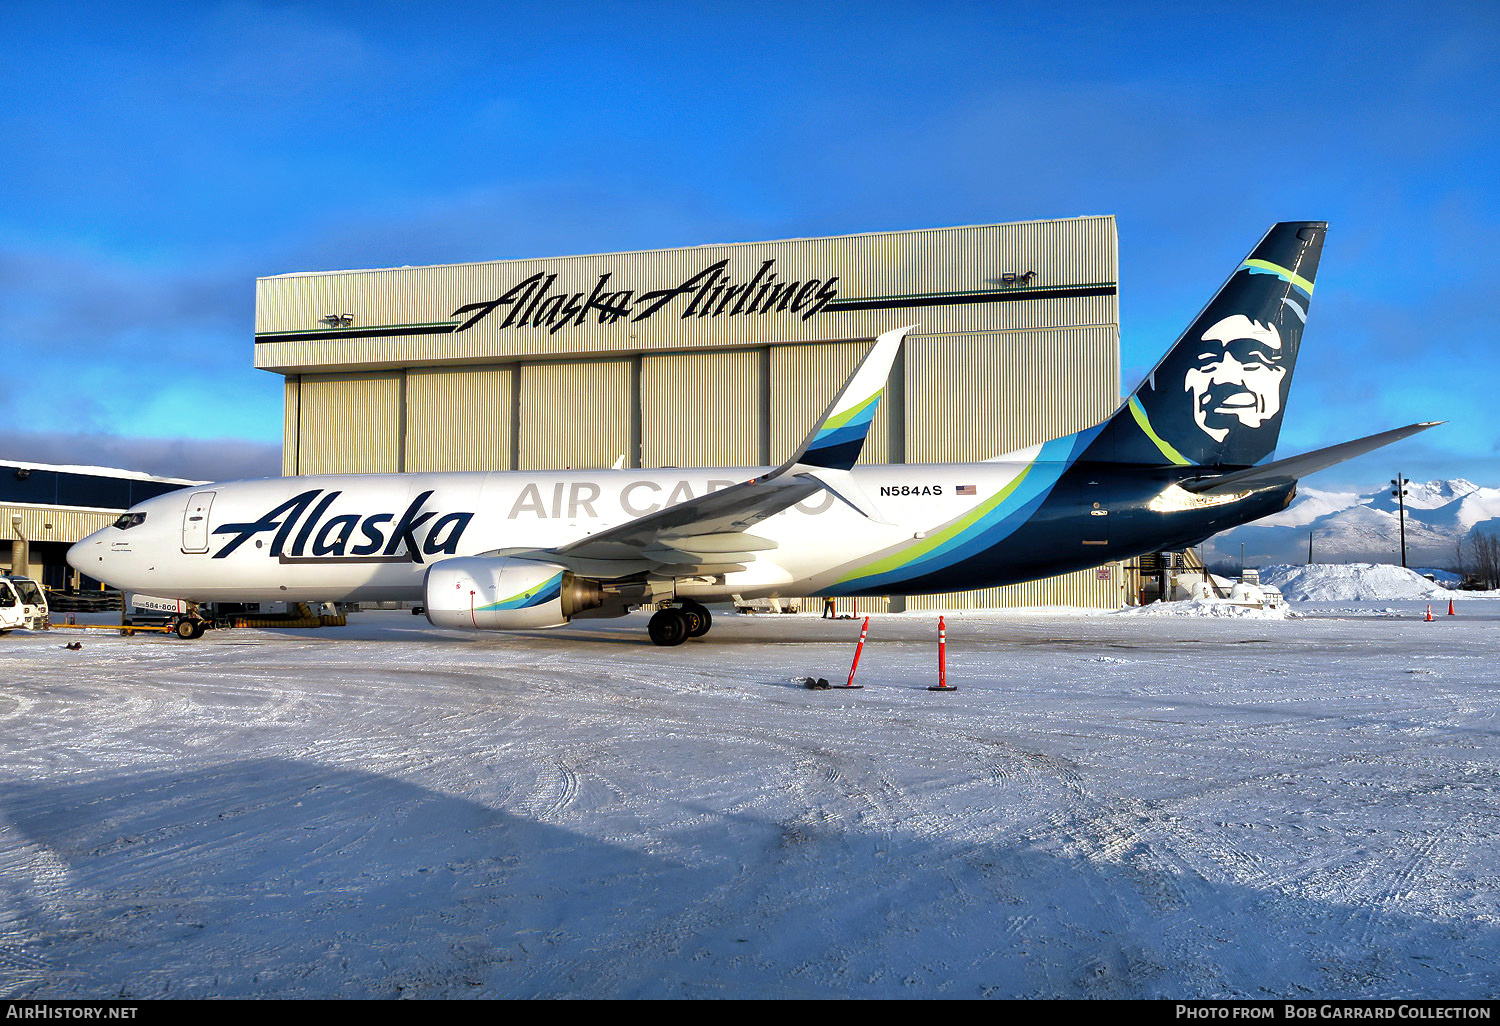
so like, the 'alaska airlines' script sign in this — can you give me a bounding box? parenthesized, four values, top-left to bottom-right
(450, 258, 840, 335)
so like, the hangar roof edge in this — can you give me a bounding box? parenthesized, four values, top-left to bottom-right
(258, 214, 1118, 282)
(0, 460, 203, 487)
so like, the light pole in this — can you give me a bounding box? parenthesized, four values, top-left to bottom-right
(1391, 474, 1409, 568)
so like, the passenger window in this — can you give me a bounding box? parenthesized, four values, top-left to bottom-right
(0, 586, 14, 608)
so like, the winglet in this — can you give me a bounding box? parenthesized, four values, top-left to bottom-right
(546, 333, 919, 562)
(779, 325, 915, 473)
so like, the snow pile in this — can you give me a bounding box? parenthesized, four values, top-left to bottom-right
(1116, 598, 1291, 619)
(1258, 562, 1445, 601)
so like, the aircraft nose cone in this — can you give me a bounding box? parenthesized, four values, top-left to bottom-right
(67, 530, 108, 579)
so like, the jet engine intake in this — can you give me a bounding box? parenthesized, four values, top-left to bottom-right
(424, 556, 604, 630)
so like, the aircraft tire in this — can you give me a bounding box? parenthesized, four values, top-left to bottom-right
(648, 608, 690, 647)
(682, 602, 712, 638)
(174, 619, 197, 640)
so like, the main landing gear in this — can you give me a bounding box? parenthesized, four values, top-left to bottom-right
(647, 601, 712, 647)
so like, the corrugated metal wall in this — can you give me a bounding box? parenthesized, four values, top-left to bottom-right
(1, 507, 116, 544)
(282, 378, 300, 476)
(254, 215, 1118, 374)
(905, 565, 1124, 610)
(904, 326, 1120, 462)
(825, 563, 1124, 614)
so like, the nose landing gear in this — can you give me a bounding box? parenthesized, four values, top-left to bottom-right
(172, 617, 208, 640)
(647, 601, 713, 646)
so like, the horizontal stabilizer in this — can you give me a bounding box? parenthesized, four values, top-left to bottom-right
(796, 467, 891, 524)
(1182, 422, 1441, 495)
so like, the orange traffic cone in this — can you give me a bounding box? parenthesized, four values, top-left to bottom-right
(928, 616, 957, 692)
(837, 617, 868, 689)
(1449, 599, 1456, 616)
(1425, 604, 1434, 622)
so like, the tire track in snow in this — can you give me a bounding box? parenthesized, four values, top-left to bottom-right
(1352, 823, 1456, 951)
(525, 761, 580, 821)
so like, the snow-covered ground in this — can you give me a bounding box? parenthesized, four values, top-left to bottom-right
(3, 599, 1500, 999)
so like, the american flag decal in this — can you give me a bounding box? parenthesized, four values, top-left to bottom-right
(956, 484, 976, 495)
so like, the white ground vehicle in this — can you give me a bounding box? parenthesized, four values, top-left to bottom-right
(0, 575, 48, 633)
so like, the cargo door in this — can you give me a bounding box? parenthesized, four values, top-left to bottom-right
(181, 491, 216, 554)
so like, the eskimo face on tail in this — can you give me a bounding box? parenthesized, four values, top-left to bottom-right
(1075, 221, 1325, 470)
(1184, 314, 1288, 443)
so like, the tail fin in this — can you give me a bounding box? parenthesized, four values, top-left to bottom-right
(1082, 221, 1326, 467)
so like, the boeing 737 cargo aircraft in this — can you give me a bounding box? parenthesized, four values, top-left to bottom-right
(70, 222, 1436, 645)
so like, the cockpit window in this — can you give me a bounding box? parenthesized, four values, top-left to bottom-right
(113, 512, 147, 530)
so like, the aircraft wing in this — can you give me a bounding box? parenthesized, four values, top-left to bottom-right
(547, 473, 823, 575)
(1182, 422, 1441, 495)
(524, 325, 916, 578)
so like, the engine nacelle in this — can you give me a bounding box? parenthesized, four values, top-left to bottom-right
(423, 556, 604, 630)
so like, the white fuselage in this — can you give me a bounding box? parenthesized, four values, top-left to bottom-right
(68, 458, 1042, 605)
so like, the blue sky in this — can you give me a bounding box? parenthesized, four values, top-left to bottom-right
(2, 1, 1496, 487)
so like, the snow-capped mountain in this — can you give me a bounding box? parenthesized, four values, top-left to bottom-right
(1200, 478, 1500, 568)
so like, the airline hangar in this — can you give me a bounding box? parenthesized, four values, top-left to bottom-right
(253, 215, 1126, 611)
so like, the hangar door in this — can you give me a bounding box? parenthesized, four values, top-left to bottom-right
(517, 358, 634, 471)
(290, 372, 402, 476)
(641, 349, 765, 468)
